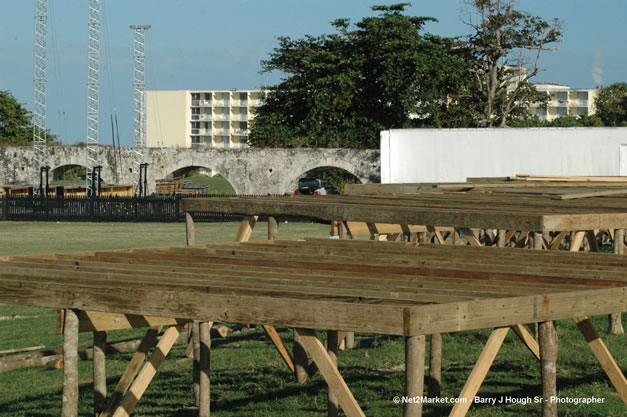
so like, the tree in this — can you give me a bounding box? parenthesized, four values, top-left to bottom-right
(595, 82, 627, 126)
(461, 0, 562, 127)
(0, 91, 33, 145)
(0, 90, 58, 146)
(248, 4, 469, 149)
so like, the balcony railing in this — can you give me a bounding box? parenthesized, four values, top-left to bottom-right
(230, 114, 248, 121)
(191, 114, 212, 121)
(213, 100, 230, 107)
(231, 100, 248, 107)
(570, 99, 589, 107)
(191, 128, 212, 136)
(213, 114, 230, 121)
(232, 129, 249, 136)
(213, 128, 230, 136)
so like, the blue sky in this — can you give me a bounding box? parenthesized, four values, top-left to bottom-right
(1, 0, 625, 146)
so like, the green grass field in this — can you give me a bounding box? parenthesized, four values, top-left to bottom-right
(0, 222, 625, 416)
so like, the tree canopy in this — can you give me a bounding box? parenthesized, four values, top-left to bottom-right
(460, 0, 562, 127)
(0, 91, 33, 145)
(0, 90, 57, 146)
(248, 4, 470, 149)
(594, 82, 627, 126)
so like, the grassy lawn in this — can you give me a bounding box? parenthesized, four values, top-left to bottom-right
(0, 221, 625, 416)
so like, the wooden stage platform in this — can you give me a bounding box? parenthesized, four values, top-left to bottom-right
(0, 239, 625, 416)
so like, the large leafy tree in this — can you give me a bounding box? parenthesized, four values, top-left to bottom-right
(595, 82, 627, 126)
(0, 90, 33, 145)
(0, 90, 57, 146)
(248, 4, 469, 149)
(461, 0, 562, 127)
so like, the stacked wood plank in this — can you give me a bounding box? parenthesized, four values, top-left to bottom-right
(0, 239, 624, 336)
(181, 193, 627, 232)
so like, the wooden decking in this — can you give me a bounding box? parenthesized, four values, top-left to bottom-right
(0, 239, 625, 416)
(181, 194, 627, 232)
(1, 239, 624, 335)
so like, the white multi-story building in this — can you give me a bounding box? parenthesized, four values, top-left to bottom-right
(527, 83, 598, 122)
(145, 89, 266, 149)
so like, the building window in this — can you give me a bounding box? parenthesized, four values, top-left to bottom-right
(191, 93, 200, 100)
(192, 107, 200, 114)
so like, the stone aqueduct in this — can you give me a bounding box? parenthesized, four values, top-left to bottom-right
(0, 146, 380, 194)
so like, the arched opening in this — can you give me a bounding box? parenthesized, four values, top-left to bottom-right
(51, 164, 88, 185)
(166, 166, 236, 195)
(292, 166, 362, 194)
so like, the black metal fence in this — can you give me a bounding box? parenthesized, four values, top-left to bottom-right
(0, 195, 285, 223)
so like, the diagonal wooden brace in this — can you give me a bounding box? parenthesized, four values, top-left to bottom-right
(294, 328, 366, 417)
(574, 317, 627, 404)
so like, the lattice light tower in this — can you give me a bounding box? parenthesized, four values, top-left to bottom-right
(32, 0, 48, 189)
(86, 0, 101, 196)
(130, 25, 151, 195)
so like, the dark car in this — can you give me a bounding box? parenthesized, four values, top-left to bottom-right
(294, 177, 340, 195)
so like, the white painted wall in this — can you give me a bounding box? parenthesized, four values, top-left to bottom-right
(380, 127, 627, 183)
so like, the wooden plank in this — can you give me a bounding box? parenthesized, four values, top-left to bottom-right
(574, 317, 627, 404)
(234, 215, 258, 242)
(62, 309, 79, 417)
(0, 272, 624, 336)
(294, 329, 365, 417)
(405, 335, 425, 417)
(552, 189, 627, 200)
(263, 325, 295, 374)
(100, 327, 162, 417)
(78, 311, 192, 332)
(510, 324, 540, 360)
(449, 327, 509, 417)
(112, 325, 184, 417)
(570, 231, 585, 252)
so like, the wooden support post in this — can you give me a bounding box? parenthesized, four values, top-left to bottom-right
(199, 322, 212, 417)
(328, 330, 339, 417)
(263, 325, 295, 374)
(497, 229, 506, 248)
(449, 327, 509, 417)
(101, 327, 161, 417)
(294, 329, 365, 417)
(94, 331, 108, 417)
(192, 322, 200, 406)
(185, 212, 195, 245)
(574, 317, 627, 403)
(586, 230, 600, 252)
(293, 329, 310, 384)
(234, 215, 258, 242)
(111, 325, 184, 417)
(610, 229, 625, 335)
(268, 216, 279, 240)
(338, 221, 355, 350)
(539, 321, 558, 417)
(405, 335, 425, 417)
(428, 333, 441, 398)
(62, 309, 79, 417)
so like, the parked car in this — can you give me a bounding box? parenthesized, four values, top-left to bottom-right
(294, 177, 340, 195)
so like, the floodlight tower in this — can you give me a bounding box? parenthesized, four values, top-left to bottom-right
(86, 0, 101, 197)
(32, 0, 48, 191)
(130, 25, 151, 196)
